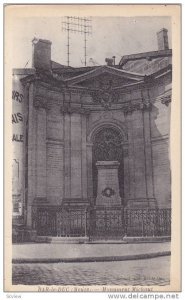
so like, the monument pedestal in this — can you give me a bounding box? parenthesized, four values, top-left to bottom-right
(96, 161, 121, 207)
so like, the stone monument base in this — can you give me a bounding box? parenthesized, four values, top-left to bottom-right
(96, 161, 121, 207)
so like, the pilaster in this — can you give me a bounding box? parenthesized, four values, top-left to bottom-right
(126, 113, 135, 200)
(123, 146, 130, 201)
(71, 113, 82, 198)
(143, 105, 155, 200)
(131, 109, 146, 199)
(123, 98, 156, 208)
(81, 114, 88, 198)
(64, 114, 71, 198)
(27, 83, 37, 227)
(87, 143, 93, 199)
(34, 98, 47, 199)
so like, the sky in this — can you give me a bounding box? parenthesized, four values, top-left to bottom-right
(10, 16, 171, 68)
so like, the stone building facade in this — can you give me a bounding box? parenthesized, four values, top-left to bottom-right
(13, 28, 172, 240)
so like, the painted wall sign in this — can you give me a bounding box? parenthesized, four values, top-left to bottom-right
(12, 74, 25, 216)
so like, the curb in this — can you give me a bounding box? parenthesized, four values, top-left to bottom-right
(86, 238, 171, 244)
(13, 236, 171, 244)
(12, 251, 171, 264)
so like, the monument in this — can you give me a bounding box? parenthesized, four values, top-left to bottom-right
(96, 161, 121, 207)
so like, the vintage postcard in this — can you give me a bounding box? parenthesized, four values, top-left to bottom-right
(4, 4, 181, 293)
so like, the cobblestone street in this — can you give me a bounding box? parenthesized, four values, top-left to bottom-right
(12, 256, 170, 286)
(12, 242, 170, 286)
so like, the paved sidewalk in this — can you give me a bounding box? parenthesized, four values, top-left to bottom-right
(12, 242, 171, 263)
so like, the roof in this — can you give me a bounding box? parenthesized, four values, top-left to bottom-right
(15, 45, 172, 90)
(49, 48, 172, 80)
(13, 68, 35, 76)
(119, 49, 172, 75)
(51, 60, 74, 70)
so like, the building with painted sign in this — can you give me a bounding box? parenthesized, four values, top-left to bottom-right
(12, 28, 172, 241)
(12, 69, 34, 231)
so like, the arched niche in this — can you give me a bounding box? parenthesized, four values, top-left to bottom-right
(89, 124, 127, 203)
(87, 120, 128, 144)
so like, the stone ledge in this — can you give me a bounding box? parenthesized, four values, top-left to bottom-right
(88, 236, 171, 244)
(34, 236, 89, 244)
(28, 235, 171, 244)
(121, 236, 171, 243)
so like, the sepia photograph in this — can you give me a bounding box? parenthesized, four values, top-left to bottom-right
(4, 4, 181, 293)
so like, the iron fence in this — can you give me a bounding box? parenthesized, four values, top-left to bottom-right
(31, 206, 171, 238)
(32, 206, 88, 237)
(89, 207, 124, 240)
(124, 208, 171, 237)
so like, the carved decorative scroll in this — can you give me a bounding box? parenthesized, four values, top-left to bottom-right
(161, 95, 171, 106)
(122, 99, 152, 115)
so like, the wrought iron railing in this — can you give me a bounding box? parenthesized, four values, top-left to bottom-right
(89, 207, 124, 239)
(124, 208, 171, 237)
(32, 206, 88, 237)
(31, 205, 171, 238)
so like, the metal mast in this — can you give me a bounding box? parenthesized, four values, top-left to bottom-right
(62, 16, 92, 66)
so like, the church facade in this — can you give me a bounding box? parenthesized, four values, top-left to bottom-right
(12, 28, 172, 241)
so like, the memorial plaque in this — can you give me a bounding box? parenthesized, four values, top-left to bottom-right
(96, 161, 121, 206)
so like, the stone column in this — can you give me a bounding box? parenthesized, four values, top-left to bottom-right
(35, 106, 47, 198)
(123, 146, 130, 201)
(26, 91, 47, 229)
(64, 114, 71, 198)
(126, 113, 135, 200)
(87, 143, 93, 199)
(70, 113, 82, 198)
(96, 161, 121, 207)
(81, 114, 88, 198)
(27, 83, 36, 228)
(124, 103, 152, 209)
(131, 109, 147, 204)
(143, 108, 155, 201)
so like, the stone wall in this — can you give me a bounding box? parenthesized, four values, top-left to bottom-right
(150, 83, 171, 208)
(28, 73, 171, 214)
(32, 92, 90, 203)
(46, 142, 64, 204)
(46, 98, 64, 204)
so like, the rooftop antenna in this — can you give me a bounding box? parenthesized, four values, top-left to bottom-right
(62, 16, 92, 67)
(24, 60, 29, 68)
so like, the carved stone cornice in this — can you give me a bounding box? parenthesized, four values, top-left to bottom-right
(33, 96, 48, 110)
(20, 74, 36, 86)
(143, 99, 152, 110)
(122, 103, 133, 115)
(161, 95, 171, 106)
(122, 99, 152, 115)
(156, 88, 172, 107)
(60, 104, 90, 115)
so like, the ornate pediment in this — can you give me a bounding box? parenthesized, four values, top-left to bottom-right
(65, 66, 144, 88)
(64, 66, 144, 109)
